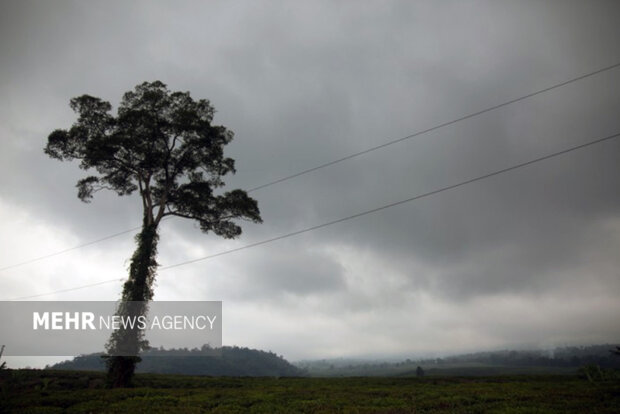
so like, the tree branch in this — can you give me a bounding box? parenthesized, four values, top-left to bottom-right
(162, 209, 237, 222)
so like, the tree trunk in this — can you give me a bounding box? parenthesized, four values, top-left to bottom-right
(105, 218, 159, 387)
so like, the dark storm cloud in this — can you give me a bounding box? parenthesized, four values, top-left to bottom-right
(225, 246, 346, 300)
(236, 70, 620, 302)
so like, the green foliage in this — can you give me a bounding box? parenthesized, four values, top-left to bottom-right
(104, 224, 159, 386)
(4, 370, 620, 413)
(577, 364, 620, 383)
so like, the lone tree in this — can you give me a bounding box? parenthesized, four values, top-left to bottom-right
(45, 81, 262, 387)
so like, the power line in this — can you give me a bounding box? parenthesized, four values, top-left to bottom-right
(245, 61, 620, 192)
(8, 278, 124, 301)
(1, 61, 619, 273)
(0, 227, 142, 273)
(8, 130, 619, 300)
(161, 131, 620, 269)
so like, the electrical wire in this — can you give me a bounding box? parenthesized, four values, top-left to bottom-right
(1, 61, 618, 273)
(7, 130, 619, 300)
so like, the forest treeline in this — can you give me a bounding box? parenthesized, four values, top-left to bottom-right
(298, 344, 620, 377)
(50, 346, 305, 377)
(49, 344, 619, 377)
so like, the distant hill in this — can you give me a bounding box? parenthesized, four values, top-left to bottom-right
(297, 344, 620, 377)
(50, 346, 306, 377)
(50, 344, 620, 377)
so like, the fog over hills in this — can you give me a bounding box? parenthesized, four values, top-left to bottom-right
(48, 344, 620, 378)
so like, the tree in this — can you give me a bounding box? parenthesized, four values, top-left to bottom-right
(416, 366, 425, 377)
(45, 81, 262, 387)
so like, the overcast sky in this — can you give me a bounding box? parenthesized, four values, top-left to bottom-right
(2, 0, 620, 368)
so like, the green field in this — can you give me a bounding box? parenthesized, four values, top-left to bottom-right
(2, 370, 619, 413)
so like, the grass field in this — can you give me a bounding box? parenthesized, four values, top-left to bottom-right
(2, 370, 619, 413)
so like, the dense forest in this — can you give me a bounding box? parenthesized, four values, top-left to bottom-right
(297, 344, 620, 377)
(50, 346, 305, 377)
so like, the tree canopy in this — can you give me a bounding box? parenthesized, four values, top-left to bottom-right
(45, 80, 261, 234)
